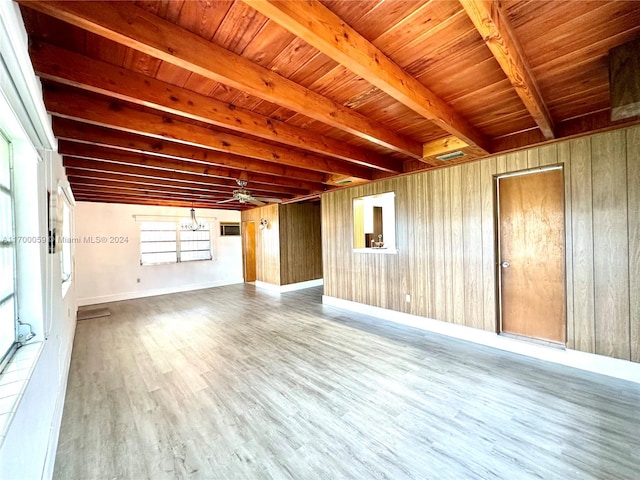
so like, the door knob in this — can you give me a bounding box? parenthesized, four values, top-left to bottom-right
(501, 261, 510, 268)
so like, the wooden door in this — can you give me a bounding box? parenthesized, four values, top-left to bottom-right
(498, 168, 566, 343)
(243, 221, 256, 282)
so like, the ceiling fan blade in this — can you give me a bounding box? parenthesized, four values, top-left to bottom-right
(253, 197, 282, 203)
(217, 198, 237, 204)
(248, 199, 266, 206)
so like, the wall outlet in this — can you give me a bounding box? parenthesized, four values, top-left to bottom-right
(405, 294, 411, 303)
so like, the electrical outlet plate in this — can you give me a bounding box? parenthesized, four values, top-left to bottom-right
(405, 294, 411, 303)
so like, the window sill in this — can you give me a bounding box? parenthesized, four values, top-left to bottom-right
(353, 248, 398, 255)
(0, 341, 44, 447)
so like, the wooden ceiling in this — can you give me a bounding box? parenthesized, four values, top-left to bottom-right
(17, 0, 640, 210)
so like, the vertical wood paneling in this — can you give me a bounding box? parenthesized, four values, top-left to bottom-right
(431, 169, 446, 321)
(241, 204, 280, 285)
(495, 154, 507, 174)
(539, 144, 558, 166)
(559, 141, 575, 349)
(322, 126, 640, 363)
(449, 166, 465, 326)
(481, 158, 497, 332)
(442, 167, 454, 323)
(462, 162, 483, 330)
(506, 150, 528, 172)
(405, 174, 428, 315)
(569, 138, 596, 353)
(591, 131, 630, 360)
(527, 147, 540, 168)
(628, 126, 640, 362)
(279, 202, 322, 285)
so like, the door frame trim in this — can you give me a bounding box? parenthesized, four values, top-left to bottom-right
(494, 164, 565, 339)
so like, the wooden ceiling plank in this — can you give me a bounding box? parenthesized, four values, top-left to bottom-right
(68, 176, 241, 199)
(52, 117, 327, 186)
(70, 183, 232, 201)
(243, 0, 490, 155)
(43, 86, 372, 180)
(29, 42, 398, 173)
(65, 168, 297, 198)
(18, 0, 421, 158)
(71, 185, 239, 207)
(62, 161, 302, 194)
(59, 142, 324, 194)
(491, 109, 640, 154)
(459, 0, 555, 139)
(72, 194, 244, 209)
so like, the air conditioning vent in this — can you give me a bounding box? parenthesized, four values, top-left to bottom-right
(436, 150, 466, 161)
(220, 223, 240, 236)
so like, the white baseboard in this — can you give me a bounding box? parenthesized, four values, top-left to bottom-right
(255, 278, 323, 293)
(322, 295, 640, 385)
(77, 278, 244, 307)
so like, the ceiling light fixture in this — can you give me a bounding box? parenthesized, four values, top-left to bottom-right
(182, 205, 204, 231)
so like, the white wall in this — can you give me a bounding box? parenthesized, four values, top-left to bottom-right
(0, 3, 77, 478)
(75, 202, 243, 306)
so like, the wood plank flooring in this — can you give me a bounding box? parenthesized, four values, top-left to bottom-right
(54, 285, 640, 479)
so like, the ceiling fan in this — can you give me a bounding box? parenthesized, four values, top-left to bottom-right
(218, 180, 282, 206)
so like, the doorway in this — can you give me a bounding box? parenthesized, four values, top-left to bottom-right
(243, 221, 256, 283)
(496, 167, 566, 344)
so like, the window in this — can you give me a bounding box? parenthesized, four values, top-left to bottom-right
(353, 191, 397, 253)
(60, 188, 72, 282)
(140, 221, 212, 265)
(0, 131, 17, 367)
(220, 222, 240, 236)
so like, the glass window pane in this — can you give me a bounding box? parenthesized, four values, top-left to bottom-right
(0, 192, 11, 239)
(0, 245, 14, 299)
(0, 135, 9, 189)
(140, 241, 176, 254)
(0, 298, 15, 359)
(141, 252, 177, 265)
(181, 250, 212, 262)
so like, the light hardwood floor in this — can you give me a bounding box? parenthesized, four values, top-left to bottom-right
(55, 285, 640, 479)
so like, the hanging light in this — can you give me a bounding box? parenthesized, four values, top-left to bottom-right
(182, 205, 204, 231)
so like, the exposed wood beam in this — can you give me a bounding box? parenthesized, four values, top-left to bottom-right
(19, 0, 421, 158)
(52, 118, 327, 186)
(422, 136, 470, 159)
(459, 0, 555, 139)
(70, 184, 231, 202)
(72, 195, 245, 209)
(59, 142, 324, 193)
(44, 86, 373, 180)
(68, 177, 237, 200)
(66, 169, 296, 198)
(610, 38, 640, 121)
(243, 0, 490, 154)
(30, 41, 400, 173)
(63, 166, 299, 197)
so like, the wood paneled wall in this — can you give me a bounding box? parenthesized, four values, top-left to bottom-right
(241, 204, 280, 285)
(322, 126, 640, 363)
(241, 202, 323, 286)
(279, 202, 323, 285)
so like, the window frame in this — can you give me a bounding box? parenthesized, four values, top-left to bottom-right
(59, 186, 73, 284)
(139, 220, 213, 266)
(0, 129, 18, 371)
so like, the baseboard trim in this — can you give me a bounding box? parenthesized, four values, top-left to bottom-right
(78, 278, 244, 307)
(322, 295, 640, 385)
(255, 278, 323, 293)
